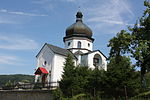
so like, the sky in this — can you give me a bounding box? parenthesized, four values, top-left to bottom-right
(0, 0, 146, 75)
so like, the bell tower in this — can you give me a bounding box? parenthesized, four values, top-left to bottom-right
(63, 11, 94, 54)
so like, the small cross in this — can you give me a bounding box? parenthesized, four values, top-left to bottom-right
(78, 6, 81, 11)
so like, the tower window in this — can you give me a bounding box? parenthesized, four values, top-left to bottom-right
(68, 42, 71, 46)
(88, 43, 90, 47)
(77, 41, 81, 48)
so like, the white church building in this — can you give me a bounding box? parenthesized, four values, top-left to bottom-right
(34, 11, 107, 85)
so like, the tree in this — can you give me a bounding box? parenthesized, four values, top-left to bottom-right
(108, 30, 131, 61)
(59, 54, 76, 97)
(129, 0, 150, 87)
(86, 67, 106, 98)
(107, 30, 140, 98)
(104, 56, 140, 98)
(59, 54, 92, 97)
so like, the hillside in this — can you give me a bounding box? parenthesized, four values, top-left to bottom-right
(0, 74, 34, 86)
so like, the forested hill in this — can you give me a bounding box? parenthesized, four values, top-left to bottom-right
(0, 74, 34, 86)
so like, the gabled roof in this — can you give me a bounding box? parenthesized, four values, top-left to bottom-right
(34, 67, 48, 75)
(81, 50, 108, 59)
(36, 43, 77, 59)
(46, 43, 70, 57)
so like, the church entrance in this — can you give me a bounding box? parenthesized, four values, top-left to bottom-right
(42, 74, 47, 83)
(34, 67, 49, 84)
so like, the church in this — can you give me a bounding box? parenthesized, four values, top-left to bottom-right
(34, 11, 107, 85)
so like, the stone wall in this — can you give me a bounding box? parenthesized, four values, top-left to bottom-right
(0, 90, 53, 100)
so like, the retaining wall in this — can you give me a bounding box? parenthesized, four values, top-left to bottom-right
(0, 90, 53, 100)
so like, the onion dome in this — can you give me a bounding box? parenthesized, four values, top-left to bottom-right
(64, 11, 94, 42)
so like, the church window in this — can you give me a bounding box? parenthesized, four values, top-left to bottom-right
(94, 58, 99, 63)
(68, 42, 71, 46)
(77, 41, 81, 48)
(93, 54, 102, 68)
(43, 61, 47, 66)
(88, 43, 90, 47)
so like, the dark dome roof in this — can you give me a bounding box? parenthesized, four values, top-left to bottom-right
(65, 11, 93, 38)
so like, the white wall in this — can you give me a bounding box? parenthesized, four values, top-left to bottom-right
(74, 54, 80, 65)
(36, 43, 107, 86)
(64, 38, 93, 53)
(51, 54, 66, 83)
(51, 54, 77, 83)
(87, 51, 107, 71)
(81, 55, 88, 66)
(36, 44, 78, 85)
(36, 45, 55, 83)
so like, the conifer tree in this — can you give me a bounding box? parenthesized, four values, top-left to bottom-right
(59, 54, 75, 97)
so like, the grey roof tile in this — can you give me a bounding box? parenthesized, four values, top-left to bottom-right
(46, 43, 70, 56)
(46, 43, 77, 59)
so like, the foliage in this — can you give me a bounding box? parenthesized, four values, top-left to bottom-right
(21, 79, 30, 83)
(5, 80, 13, 86)
(60, 53, 92, 97)
(59, 54, 76, 97)
(104, 56, 140, 98)
(33, 83, 42, 89)
(52, 88, 63, 100)
(130, 91, 150, 100)
(58, 1, 150, 99)
(86, 68, 106, 97)
(0, 74, 34, 87)
(108, 30, 131, 58)
(107, 29, 140, 98)
(108, 0, 150, 87)
(145, 72, 150, 88)
(128, 0, 150, 86)
(59, 54, 140, 99)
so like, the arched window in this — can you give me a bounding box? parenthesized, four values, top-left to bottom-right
(88, 43, 90, 47)
(77, 41, 81, 48)
(93, 54, 102, 68)
(68, 42, 71, 46)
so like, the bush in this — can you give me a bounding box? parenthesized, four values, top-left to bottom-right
(33, 83, 42, 89)
(130, 91, 150, 100)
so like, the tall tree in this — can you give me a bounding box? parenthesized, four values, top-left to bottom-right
(59, 54, 75, 97)
(107, 30, 140, 98)
(87, 67, 106, 97)
(129, 0, 150, 87)
(59, 54, 92, 97)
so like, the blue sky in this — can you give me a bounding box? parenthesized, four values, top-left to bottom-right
(0, 0, 146, 75)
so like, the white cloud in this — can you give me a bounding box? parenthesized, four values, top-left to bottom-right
(0, 35, 38, 50)
(63, 0, 134, 34)
(86, 0, 133, 25)
(0, 9, 48, 16)
(0, 55, 23, 65)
